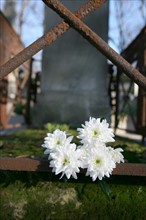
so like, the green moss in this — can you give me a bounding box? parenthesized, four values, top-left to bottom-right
(0, 124, 145, 219)
(0, 171, 146, 220)
(113, 136, 146, 163)
(1, 125, 145, 163)
(0, 129, 46, 157)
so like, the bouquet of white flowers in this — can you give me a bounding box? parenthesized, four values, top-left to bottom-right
(42, 117, 124, 181)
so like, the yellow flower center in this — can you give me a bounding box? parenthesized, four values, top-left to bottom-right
(95, 159, 101, 164)
(93, 130, 100, 137)
(94, 157, 103, 166)
(63, 157, 69, 166)
(56, 140, 61, 145)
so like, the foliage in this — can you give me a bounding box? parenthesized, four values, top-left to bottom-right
(44, 122, 78, 144)
(14, 102, 26, 115)
(44, 122, 70, 133)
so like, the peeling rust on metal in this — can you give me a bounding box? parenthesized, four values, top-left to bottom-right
(112, 163, 146, 176)
(44, 0, 146, 90)
(0, 0, 106, 80)
(0, 158, 50, 172)
(0, 158, 146, 176)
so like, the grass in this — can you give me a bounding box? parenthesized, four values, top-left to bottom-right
(0, 171, 146, 220)
(0, 123, 146, 219)
(0, 129, 45, 158)
(0, 123, 145, 163)
(113, 136, 146, 163)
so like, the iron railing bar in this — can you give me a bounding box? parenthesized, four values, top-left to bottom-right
(0, 157, 146, 176)
(0, 0, 106, 80)
(43, 0, 146, 91)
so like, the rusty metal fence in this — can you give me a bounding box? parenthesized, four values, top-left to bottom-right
(0, 0, 146, 177)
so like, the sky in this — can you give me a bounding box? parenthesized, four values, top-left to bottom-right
(0, 0, 146, 70)
(0, 0, 44, 46)
(0, 0, 44, 71)
(108, 0, 146, 53)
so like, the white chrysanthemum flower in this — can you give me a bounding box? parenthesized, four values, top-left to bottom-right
(107, 147, 124, 164)
(84, 146, 116, 181)
(76, 145, 90, 168)
(77, 143, 107, 168)
(42, 129, 73, 154)
(77, 117, 115, 145)
(49, 143, 82, 179)
(41, 118, 124, 181)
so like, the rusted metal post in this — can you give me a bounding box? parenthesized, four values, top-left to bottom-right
(0, 0, 106, 80)
(0, 78, 8, 129)
(43, 0, 146, 91)
(25, 58, 33, 125)
(136, 28, 146, 141)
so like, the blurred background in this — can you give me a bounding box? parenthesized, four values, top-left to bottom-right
(0, 0, 145, 144)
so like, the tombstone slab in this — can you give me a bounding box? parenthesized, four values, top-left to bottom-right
(33, 1, 110, 127)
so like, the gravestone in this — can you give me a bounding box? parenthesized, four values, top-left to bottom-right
(33, 1, 110, 127)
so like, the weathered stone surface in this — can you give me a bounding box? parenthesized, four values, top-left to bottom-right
(33, 1, 110, 127)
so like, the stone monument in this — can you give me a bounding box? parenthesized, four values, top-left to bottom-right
(33, 1, 110, 127)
